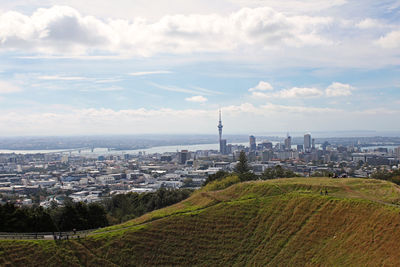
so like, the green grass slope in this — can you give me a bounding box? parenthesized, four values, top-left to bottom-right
(2, 177, 400, 266)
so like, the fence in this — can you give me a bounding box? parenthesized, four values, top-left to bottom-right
(0, 229, 93, 240)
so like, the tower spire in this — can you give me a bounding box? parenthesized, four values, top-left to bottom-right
(218, 109, 223, 142)
(218, 109, 224, 154)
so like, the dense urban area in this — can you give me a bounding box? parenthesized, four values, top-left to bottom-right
(1, 136, 399, 207)
(0, 114, 399, 232)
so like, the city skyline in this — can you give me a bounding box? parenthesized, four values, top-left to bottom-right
(2, 1, 400, 264)
(0, 1, 399, 136)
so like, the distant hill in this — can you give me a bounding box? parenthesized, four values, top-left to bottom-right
(2, 177, 400, 266)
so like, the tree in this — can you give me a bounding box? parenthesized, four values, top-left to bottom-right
(235, 151, 250, 174)
(235, 151, 257, 181)
(310, 170, 333, 178)
(87, 203, 108, 229)
(102, 188, 192, 224)
(371, 169, 400, 185)
(260, 166, 300, 180)
(204, 170, 229, 185)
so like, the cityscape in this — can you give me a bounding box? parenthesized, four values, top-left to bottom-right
(1, 1, 400, 265)
(1, 111, 399, 207)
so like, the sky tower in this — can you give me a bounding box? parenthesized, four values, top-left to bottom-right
(218, 110, 223, 143)
(218, 110, 226, 154)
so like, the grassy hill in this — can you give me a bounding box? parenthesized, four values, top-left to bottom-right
(2, 177, 400, 266)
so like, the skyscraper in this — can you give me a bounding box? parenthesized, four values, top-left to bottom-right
(284, 133, 292, 151)
(178, 150, 190, 164)
(249, 135, 256, 151)
(220, 139, 227, 155)
(304, 133, 311, 152)
(395, 146, 400, 157)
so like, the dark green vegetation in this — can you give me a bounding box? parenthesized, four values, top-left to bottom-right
(0, 204, 56, 232)
(235, 150, 250, 174)
(0, 188, 191, 232)
(371, 168, 400, 185)
(259, 165, 299, 179)
(0, 202, 107, 232)
(205, 160, 298, 187)
(2, 176, 400, 266)
(233, 151, 299, 181)
(103, 188, 192, 224)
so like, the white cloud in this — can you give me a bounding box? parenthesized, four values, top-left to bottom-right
(0, 5, 332, 56)
(94, 78, 123, 83)
(230, 0, 347, 13)
(249, 81, 273, 92)
(0, 81, 22, 94)
(355, 107, 399, 115)
(325, 82, 353, 97)
(275, 87, 324, 98)
(150, 82, 219, 96)
(377, 30, 400, 49)
(38, 75, 123, 83)
(191, 86, 222, 95)
(38, 75, 89, 81)
(129, 71, 172, 76)
(250, 91, 271, 99)
(185, 95, 208, 103)
(251, 82, 354, 99)
(250, 87, 323, 99)
(1, 103, 398, 136)
(356, 18, 385, 29)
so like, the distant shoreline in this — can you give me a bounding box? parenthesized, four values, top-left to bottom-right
(0, 142, 399, 155)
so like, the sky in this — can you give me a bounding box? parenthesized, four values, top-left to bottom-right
(0, 0, 399, 136)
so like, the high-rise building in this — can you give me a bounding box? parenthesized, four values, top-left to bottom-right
(284, 133, 292, 151)
(304, 133, 311, 152)
(249, 135, 256, 151)
(395, 146, 400, 158)
(220, 139, 227, 155)
(218, 110, 224, 154)
(262, 150, 274, 161)
(261, 141, 273, 150)
(178, 150, 190, 164)
(322, 141, 330, 151)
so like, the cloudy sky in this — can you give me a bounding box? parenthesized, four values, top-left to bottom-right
(0, 0, 399, 136)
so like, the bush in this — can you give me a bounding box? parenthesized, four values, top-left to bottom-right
(371, 169, 400, 185)
(260, 166, 300, 180)
(202, 175, 241, 191)
(204, 170, 229, 186)
(103, 188, 192, 224)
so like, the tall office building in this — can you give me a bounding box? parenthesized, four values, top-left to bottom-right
(304, 133, 311, 152)
(178, 150, 190, 164)
(395, 146, 400, 158)
(220, 139, 227, 155)
(284, 133, 292, 151)
(249, 135, 256, 151)
(262, 150, 274, 161)
(261, 141, 273, 150)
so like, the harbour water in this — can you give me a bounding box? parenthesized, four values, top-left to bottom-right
(0, 143, 398, 156)
(0, 142, 250, 156)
